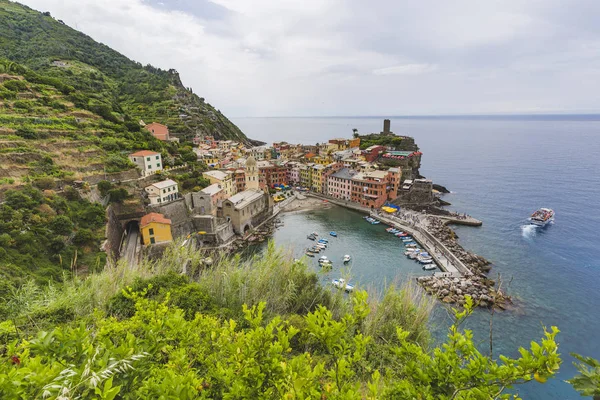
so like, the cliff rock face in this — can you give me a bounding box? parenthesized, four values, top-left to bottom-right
(0, 0, 252, 143)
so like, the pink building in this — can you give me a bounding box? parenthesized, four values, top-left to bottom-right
(287, 163, 300, 185)
(145, 122, 170, 141)
(327, 168, 355, 201)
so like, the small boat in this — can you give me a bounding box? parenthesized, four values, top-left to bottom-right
(529, 208, 555, 227)
(423, 264, 437, 271)
(396, 232, 408, 237)
(404, 243, 418, 248)
(386, 227, 394, 233)
(401, 237, 413, 242)
(371, 220, 380, 225)
(408, 252, 420, 259)
(316, 245, 327, 250)
(343, 255, 351, 263)
(312, 232, 319, 236)
(307, 234, 316, 240)
(404, 250, 419, 256)
(330, 231, 337, 237)
(318, 238, 329, 243)
(319, 256, 329, 262)
(332, 278, 354, 292)
(305, 252, 315, 257)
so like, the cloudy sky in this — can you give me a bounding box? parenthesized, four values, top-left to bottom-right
(20, 0, 600, 117)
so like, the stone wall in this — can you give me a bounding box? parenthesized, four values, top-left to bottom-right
(149, 198, 194, 239)
(103, 205, 125, 261)
(82, 169, 140, 185)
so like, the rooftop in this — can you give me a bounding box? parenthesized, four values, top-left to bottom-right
(331, 168, 356, 180)
(227, 189, 264, 210)
(200, 183, 223, 195)
(140, 212, 171, 227)
(130, 150, 160, 157)
(149, 179, 178, 189)
(203, 170, 229, 181)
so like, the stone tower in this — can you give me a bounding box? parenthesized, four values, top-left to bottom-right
(246, 155, 259, 190)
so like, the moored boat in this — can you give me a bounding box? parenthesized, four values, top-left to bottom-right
(332, 278, 354, 292)
(423, 264, 437, 271)
(307, 234, 316, 240)
(343, 255, 351, 263)
(330, 231, 337, 237)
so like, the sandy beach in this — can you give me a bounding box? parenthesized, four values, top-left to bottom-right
(280, 195, 333, 213)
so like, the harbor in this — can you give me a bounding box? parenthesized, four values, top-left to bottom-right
(272, 193, 510, 308)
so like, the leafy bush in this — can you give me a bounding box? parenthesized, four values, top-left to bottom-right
(32, 177, 55, 190)
(2, 79, 28, 91)
(97, 180, 112, 196)
(107, 188, 128, 203)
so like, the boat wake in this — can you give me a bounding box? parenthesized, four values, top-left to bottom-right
(521, 224, 538, 239)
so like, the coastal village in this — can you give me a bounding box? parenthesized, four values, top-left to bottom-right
(105, 119, 508, 309)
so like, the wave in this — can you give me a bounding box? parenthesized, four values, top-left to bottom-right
(521, 224, 538, 239)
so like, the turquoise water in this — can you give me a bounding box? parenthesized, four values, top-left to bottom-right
(235, 116, 600, 399)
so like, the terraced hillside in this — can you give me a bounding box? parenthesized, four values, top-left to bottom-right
(0, 0, 251, 144)
(0, 60, 174, 185)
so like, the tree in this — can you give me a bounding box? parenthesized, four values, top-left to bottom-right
(50, 215, 74, 236)
(108, 188, 128, 203)
(97, 180, 113, 197)
(353, 128, 359, 138)
(568, 354, 600, 399)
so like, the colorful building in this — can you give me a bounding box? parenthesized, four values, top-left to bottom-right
(203, 170, 235, 197)
(299, 164, 313, 188)
(350, 170, 392, 209)
(311, 165, 325, 193)
(145, 122, 170, 141)
(144, 179, 179, 205)
(140, 212, 172, 245)
(327, 168, 355, 201)
(129, 150, 163, 177)
(199, 183, 225, 215)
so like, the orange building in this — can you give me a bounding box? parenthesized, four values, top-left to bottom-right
(145, 122, 170, 141)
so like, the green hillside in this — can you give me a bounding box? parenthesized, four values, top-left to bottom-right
(0, 0, 249, 144)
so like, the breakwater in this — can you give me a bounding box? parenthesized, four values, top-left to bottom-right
(306, 192, 510, 308)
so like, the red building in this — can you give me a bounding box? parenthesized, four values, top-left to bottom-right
(259, 163, 288, 188)
(351, 170, 394, 209)
(145, 122, 170, 141)
(361, 145, 386, 162)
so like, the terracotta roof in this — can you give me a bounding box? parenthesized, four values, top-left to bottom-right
(305, 153, 316, 158)
(140, 212, 171, 227)
(130, 150, 160, 157)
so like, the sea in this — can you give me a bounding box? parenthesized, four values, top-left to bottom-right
(233, 115, 600, 399)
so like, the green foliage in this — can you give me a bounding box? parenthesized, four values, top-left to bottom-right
(107, 187, 128, 203)
(359, 133, 418, 151)
(0, 288, 563, 399)
(0, 185, 106, 286)
(568, 353, 600, 397)
(97, 180, 112, 196)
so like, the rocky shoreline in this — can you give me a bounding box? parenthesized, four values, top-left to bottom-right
(416, 213, 512, 309)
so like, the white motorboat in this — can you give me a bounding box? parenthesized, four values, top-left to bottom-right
(423, 264, 437, 271)
(343, 255, 351, 263)
(332, 278, 354, 292)
(529, 208, 555, 227)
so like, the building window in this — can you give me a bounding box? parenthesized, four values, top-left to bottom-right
(157, 164, 161, 168)
(150, 237, 155, 244)
(146, 157, 150, 161)
(149, 228, 154, 235)
(156, 155, 159, 160)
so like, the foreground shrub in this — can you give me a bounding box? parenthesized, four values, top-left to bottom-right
(0, 293, 561, 399)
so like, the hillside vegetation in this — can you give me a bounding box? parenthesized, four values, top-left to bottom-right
(0, 0, 250, 145)
(0, 243, 566, 399)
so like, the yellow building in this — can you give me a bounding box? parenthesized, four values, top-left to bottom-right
(140, 213, 172, 245)
(299, 164, 313, 189)
(203, 170, 235, 197)
(311, 165, 325, 193)
(313, 155, 332, 165)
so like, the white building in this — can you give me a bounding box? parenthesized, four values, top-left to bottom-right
(129, 150, 162, 177)
(145, 179, 179, 205)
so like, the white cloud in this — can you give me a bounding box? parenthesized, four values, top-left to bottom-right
(17, 0, 600, 116)
(372, 64, 437, 76)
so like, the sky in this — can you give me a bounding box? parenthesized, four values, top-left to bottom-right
(19, 0, 600, 117)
